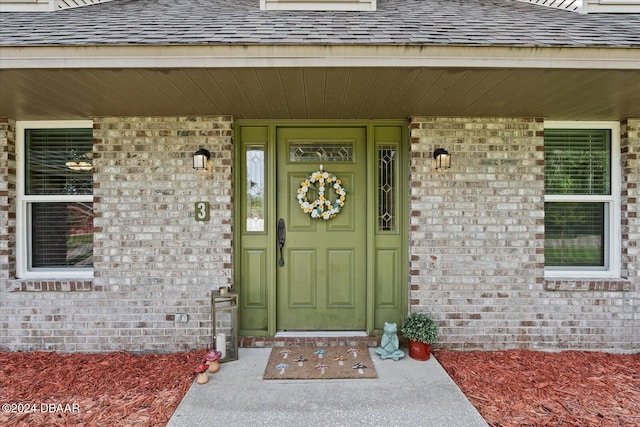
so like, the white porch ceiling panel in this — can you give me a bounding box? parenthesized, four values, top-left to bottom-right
(1, 66, 639, 121)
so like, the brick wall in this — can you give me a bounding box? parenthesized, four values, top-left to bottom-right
(2, 115, 637, 353)
(0, 116, 233, 352)
(622, 119, 640, 287)
(0, 119, 16, 350)
(409, 117, 639, 351)
(0, 118, 16, 289)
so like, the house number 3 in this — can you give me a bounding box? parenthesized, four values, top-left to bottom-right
(195, 201, 210, 222)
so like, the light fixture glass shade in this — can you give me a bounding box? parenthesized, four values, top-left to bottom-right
(193, 148, 211, 170)
(433, 148, 451, 171)
(65, 162, 93, 171)
(65, 151, 93, 171)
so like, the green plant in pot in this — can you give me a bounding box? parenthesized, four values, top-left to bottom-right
(401, 312, 438, 361)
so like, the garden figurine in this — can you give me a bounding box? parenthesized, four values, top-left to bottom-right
(375, 322, 405, 361)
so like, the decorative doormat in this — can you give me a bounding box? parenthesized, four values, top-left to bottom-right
(263, 345, 377, 380)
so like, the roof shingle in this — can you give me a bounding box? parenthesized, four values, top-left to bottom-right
(1, 0, 640, 47)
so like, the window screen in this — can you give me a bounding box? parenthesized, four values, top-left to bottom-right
(544, 129, 611, 196)
(544, 129, 611, 269)
(26, 128, 94, 195)
(544, 202, 605, 267)
(25, 128, 94, 270)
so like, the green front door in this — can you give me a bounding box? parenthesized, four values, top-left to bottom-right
(276, 126, 367, 330)
(236, 121, 407, 337)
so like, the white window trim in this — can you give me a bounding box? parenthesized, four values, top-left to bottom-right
(16, 120, 94, 280)
(543, 120, 621, 279)
(260, 0, 376, 11)
(0, 0, 115, 13)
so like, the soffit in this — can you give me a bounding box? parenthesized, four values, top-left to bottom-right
(2, 65, 638, 121)
(2, 43, 639, 121)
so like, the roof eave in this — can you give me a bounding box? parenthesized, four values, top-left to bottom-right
(2, 44, 640, 70)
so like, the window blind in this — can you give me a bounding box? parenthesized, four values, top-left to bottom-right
(24, 127, 94, 270)
(31, 202, 94, 268)
(544, 202, 605, 267)
(544, 129, 611, 196)
(26, 128, 93, 195)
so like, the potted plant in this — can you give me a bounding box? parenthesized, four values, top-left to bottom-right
(400, 312, 438, 361)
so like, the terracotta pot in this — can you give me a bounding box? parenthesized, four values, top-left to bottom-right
(408, 340, 431, 361)
(207, 360, 220, 373)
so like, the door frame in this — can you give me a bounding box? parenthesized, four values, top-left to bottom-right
(234, 120, 408, 337)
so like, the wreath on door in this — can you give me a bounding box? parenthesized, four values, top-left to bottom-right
(297, 169, 346, 220)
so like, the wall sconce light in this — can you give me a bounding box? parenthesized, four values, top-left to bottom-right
(433, 147, 451, 171)
(193, 148, 211, 170)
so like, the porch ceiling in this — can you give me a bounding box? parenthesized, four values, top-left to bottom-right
(2, 65, 639, 121)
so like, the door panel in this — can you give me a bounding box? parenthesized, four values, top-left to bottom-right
(276, 126, 366, 330)
(288, 249, 317, 307)
(243, 249, 267, 307)
(375, 249, 399, 307)
(327, 249, 355, 307)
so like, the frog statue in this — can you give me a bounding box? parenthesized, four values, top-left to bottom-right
(375, 322, 405, 361)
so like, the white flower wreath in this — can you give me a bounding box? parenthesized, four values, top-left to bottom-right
(296, 170, 346, 220)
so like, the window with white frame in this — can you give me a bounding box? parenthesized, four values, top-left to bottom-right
(543, 121, 620, 277)
(17, 121, 94, 279)
(260, 0, 376, 11)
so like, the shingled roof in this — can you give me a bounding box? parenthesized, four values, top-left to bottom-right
(1, 0, 640, 48)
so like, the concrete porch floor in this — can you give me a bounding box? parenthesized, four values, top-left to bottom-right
(167, 347, 488, 427)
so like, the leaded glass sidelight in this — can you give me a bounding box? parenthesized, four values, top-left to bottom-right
(246, 146, 265, 232)
(289, 143, 353, 162)
(378, 145, 396, 231)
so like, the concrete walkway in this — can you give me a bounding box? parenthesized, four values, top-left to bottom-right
(168, 348, 488, 427)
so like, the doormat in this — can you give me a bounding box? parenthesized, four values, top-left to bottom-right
(263, 345, 377, 380)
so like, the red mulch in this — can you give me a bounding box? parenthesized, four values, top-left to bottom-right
(434, 349, 640, 427)
(1, 349, 638, 426)
(0, 350, 202, 426)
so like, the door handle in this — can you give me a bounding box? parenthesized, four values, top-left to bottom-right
(277, 218, 286, 267)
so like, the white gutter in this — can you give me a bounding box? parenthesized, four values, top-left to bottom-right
(1, 45, 639, 70)
(0, 45, 640, 70)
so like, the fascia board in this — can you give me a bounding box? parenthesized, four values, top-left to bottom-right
(1, 45, 639, 70)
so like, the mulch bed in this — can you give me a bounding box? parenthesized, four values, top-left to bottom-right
(434, 349, 640, 427)
(1, 349, 638, 426)
(0, 350, 202, 426)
